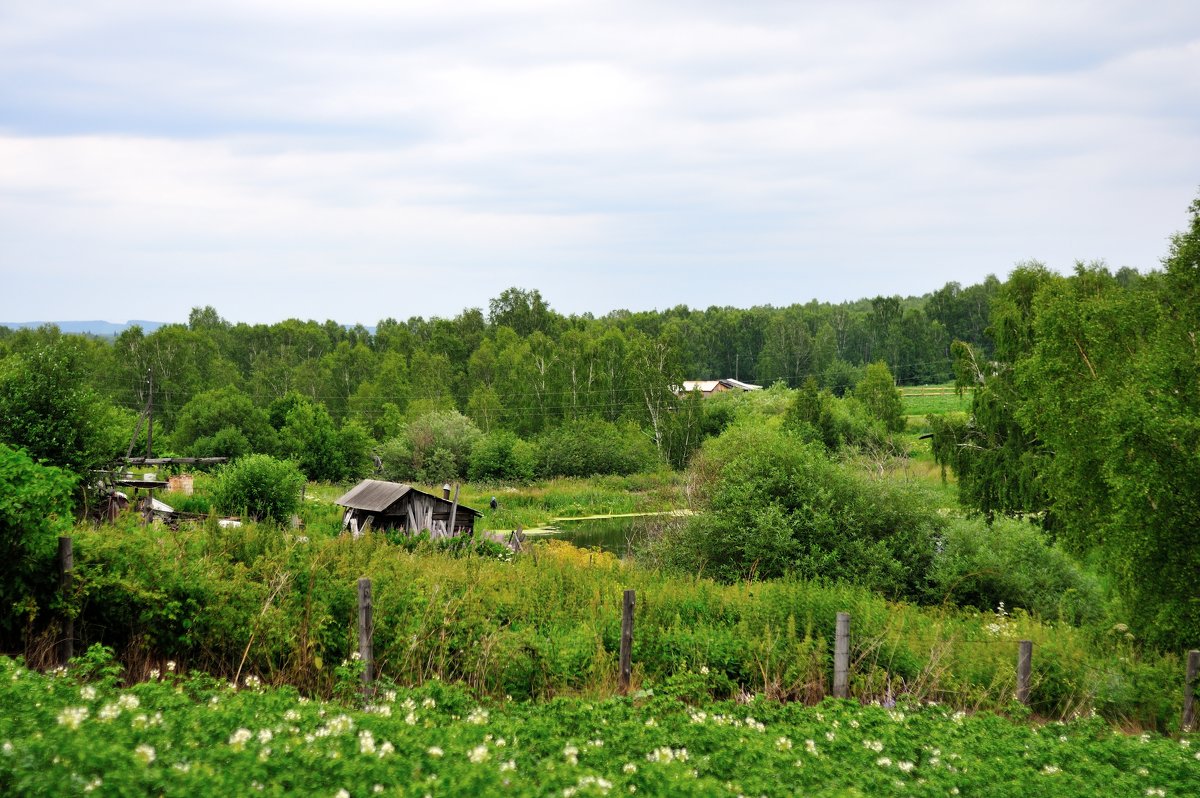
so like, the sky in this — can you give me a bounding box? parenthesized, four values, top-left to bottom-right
(2, 0, 1199, 326)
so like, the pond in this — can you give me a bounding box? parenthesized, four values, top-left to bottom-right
(532, 515, 650, 558)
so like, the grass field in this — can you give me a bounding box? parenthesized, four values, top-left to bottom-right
(901, 385, 972, 418)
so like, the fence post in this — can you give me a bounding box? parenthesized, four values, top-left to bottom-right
(619, 589, 636, 693)
(59, 536, 74, 665)
(833, 612, 850, 698)
(1184, 649, 1199, 731)
(1017, 640, 1033, 705)
(357, 577, 374, 695)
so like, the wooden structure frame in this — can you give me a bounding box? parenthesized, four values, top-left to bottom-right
(334, 480, 481, 539)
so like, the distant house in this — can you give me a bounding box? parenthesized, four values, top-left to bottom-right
(678, 378, 763, 398)
(334, 480, 482, 539)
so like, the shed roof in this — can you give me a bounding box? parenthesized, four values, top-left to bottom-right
(334, 479, 483, 517)
(335, 479, 412, 512)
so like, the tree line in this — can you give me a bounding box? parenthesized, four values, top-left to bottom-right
(0, 277, 997, 479)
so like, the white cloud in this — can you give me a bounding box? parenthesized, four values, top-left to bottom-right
(1, 0, 1197, 322)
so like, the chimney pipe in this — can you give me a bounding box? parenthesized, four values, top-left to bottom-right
(442, 483, 451, 500)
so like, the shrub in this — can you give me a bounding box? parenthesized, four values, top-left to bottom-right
(535, 418, 658, 478)
(468, 430, 536, 482)
(926, 517, 1105, 624)
(212, 454, 304, 523)
(0, 443, 76, 641)
(663, 421, 941, 598)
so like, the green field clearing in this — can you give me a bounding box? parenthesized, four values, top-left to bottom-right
(901, 386, 972, 418)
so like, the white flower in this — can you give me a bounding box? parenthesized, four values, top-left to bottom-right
(56, 707, 88, 729)
(468, 744, 489, 764)
(166, 661, 176, 672)
(384, 690, 397, 703)
(863, 740, 884, 753)
(805, 739, 818, 755)
(373, 786, 384, 794)
(563, 744, 579, 765)
(422, 697, 436, 709)
(336, 790, 350, 798)
(117, 694, 139, 711)
(825, 731, 835, 741)
(257, 729, 273, 745)
(467, 707, 489, 725)
(897, 761, 915, 773)
(1137, 767, 1149, 776)
(80, 686, 96, 701)
(244, 675, 262, 689)
(405, 711, 417, 725)
(1041, 765, 1060, 775)
(98, 703, 120, 721)
(700, 666, 709, 675)
(359, 730, 376, 755)
(775, 737, 792, 751)
(284, 709, 300, 722)
(229, 728, 252, 748)
(379, 741, 394, 757)
(1145, 790, 1166, 797)
(2, 741, 11, 754)
(427, 746, 444, 758)
(83, 777, 102, 792)
(877, 757, 892, 767)
(499, 759, 516, 772)
(134, 744, 155, 764)
(149, 669, 160, 680)
(623, 763, 637, 774)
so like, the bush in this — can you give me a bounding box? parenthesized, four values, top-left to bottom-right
(212, 454, 304, 523)
(535, 418, 658, 478)
(926, 517, 1105, 624)
(0, 443, 76, 641)
(468, 430, 536, 482)
(662, 421, 941, 598)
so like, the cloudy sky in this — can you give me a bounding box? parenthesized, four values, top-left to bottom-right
(2, 0, 1198, 325)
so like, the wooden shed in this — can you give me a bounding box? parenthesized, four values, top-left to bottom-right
(334, 480, 481, 539)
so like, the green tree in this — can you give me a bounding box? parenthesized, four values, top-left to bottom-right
(0, 339, 127, 474)
(272, 394, 348, 482)
(854, 361, 905, 433)
(172, 386, 277, 458)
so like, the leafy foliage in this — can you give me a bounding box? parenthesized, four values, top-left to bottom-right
(3, 660, 1197, 797)
(926, 517, 1104, 624)
(664, 421, 940, 597)
(171, 386, 277, 459)
(0, 339, 127, 474)
(212, 454, 305, 523)
(0, 443, 76, 641)
(853, 361, 905, 433)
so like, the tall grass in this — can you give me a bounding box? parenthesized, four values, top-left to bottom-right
(60, 518, 1187, 730)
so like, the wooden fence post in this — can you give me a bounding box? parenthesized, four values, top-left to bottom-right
(59, 536, 74, 665)
(619, 589, 636, 693)
(357, 578, 374, 695)
(1183, 649, 1199, 731)
(833, 612, 850, 698)
(1017, 640, 1033, 705)
(448, 484, 460, 538)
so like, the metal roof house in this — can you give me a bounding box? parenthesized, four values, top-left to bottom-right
(334, 480, 482, 539)
(679, 379, 763, 397)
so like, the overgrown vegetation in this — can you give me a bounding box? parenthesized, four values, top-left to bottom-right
(3, 654, 1196, 797)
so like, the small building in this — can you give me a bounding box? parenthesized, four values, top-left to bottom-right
(334, 480, 482, 539)
(678, 378, 763, 398)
